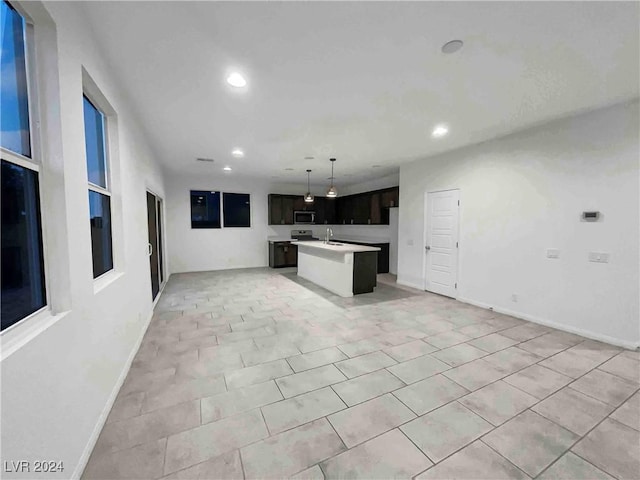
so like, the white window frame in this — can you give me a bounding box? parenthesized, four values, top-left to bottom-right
(190, 190, 222, 229)
(83, 93, 114, 281)
(0, 0, 53, 343)
(221, 191, 253, 229)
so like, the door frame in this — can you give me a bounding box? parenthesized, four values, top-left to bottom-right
(146, 188, 166, 301)
(423, 188, 460, 297)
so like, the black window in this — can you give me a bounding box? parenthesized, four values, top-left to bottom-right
(88, 190, 113, 277)
(1, 1, 47, 331)
(1, 0, 31, 158)
(1, 161, 46, 330)
(83, 96, 107, 188)
(191, 190, 220, 228)
(83, 95, 113, 278)
(223, 193, 251, 227)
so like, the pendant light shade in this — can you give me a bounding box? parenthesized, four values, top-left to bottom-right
(326, 158, 338, 198)
(304, 169, 314, 203)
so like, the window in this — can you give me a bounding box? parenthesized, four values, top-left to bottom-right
(1, 0, 47, 331)
(1, 0, 30, 157)
(223, 193, 251, 227)
(190, 190, 220, 228)
(1, 161, 46, 330)
(83, 95, 113, 278)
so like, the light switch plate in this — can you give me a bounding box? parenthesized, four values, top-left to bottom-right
(547, 249, 560, 259)
(588, 252, 610, 263)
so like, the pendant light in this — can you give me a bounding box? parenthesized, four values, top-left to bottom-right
(304, 169, 314, 203)
(326, 158, 338, 198)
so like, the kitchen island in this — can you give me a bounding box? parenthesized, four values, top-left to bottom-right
(294, 241, 381, 297)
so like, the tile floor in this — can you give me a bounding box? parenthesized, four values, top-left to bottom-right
(82, 268, 640, 479)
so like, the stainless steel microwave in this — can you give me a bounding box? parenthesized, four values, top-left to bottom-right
(294, 211, 315, 224)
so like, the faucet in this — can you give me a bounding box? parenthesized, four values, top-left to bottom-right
(325, 227, 333, 244)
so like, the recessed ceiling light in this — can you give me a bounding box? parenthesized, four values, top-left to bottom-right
(226, 72, 247, 88)
(231, 149, 244, 157)
(285, 168, 294, 171)
(304, 156, 315, 160)
(432, 124, 449, 138)
(223, 166, 232, 171)
(442, 40, 464, 54)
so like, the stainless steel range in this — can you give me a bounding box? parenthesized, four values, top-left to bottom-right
(290, 229, 318, 241)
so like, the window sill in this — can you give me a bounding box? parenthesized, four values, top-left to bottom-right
(1, 308, 70, 361)
(94, 270, 125, 294)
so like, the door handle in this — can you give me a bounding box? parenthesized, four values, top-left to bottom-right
(148, 243, 153, 256)
(425, 246, 431, 251)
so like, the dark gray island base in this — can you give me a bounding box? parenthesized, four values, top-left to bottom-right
(335, 239, 390, 273)
(353, 251, 378, 294)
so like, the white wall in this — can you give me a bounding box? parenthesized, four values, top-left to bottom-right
(1, 2, 167, 478)
(398, 100, 639, 348)
(167, 174, 399, 273)
(167, 174, 277, 273)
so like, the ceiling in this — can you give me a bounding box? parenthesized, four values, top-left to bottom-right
(79, 1, 639, 187)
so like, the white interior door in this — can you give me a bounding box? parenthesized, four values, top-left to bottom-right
(425, 189, 459, 297)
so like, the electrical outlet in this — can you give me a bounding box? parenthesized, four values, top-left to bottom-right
(588, 252, 610, 263)
(511, 293, 518, 303)
(407, 239, 414, 246)
(547, 249, 560, 259)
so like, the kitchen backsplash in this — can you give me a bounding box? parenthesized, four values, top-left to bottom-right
(268, 224, 390, 241)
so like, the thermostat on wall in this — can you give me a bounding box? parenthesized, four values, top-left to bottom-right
(583, 211, 600, 221)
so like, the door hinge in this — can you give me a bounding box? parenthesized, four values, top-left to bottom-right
(455, 283, 457, 289)
(457, 200, 460, 206)
(456, 241, 458, 248)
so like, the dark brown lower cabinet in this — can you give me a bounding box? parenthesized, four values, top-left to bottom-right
(269, 241, 298, 267)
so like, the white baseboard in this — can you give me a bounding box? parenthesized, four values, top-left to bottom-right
(72, 292, 160, 479)
(457, 296, 640, 351)
(396, 277, 424, 291)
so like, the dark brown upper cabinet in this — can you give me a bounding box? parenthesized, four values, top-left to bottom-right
(370, 192, 381, 224)
(381, 187, 399, 208)
(268, 186, 398, 225)
(353, 194, 370, 224)
(268, 194, 284, 225)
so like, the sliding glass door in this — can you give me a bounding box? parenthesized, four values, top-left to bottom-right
(146, 191, 164, 300)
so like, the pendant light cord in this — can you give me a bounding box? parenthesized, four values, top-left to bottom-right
(330, 160, 334, 188)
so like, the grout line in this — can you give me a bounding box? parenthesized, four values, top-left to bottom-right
(325, 415, 349, 451)
(397, 426, 436, 465)
(114, 274, 637, 480)
(234, 449, 248, 480)
(533, 391, 638, 479)
(160, 437, 169, 477)
(258, 406, 272, 437)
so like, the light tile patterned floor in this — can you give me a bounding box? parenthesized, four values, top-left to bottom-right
(82, 268, 640, 479)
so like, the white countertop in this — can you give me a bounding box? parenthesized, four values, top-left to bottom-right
(333, 236, 390, 245)
(267, 236, 292, 242)
(293, 240, 381, 253)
